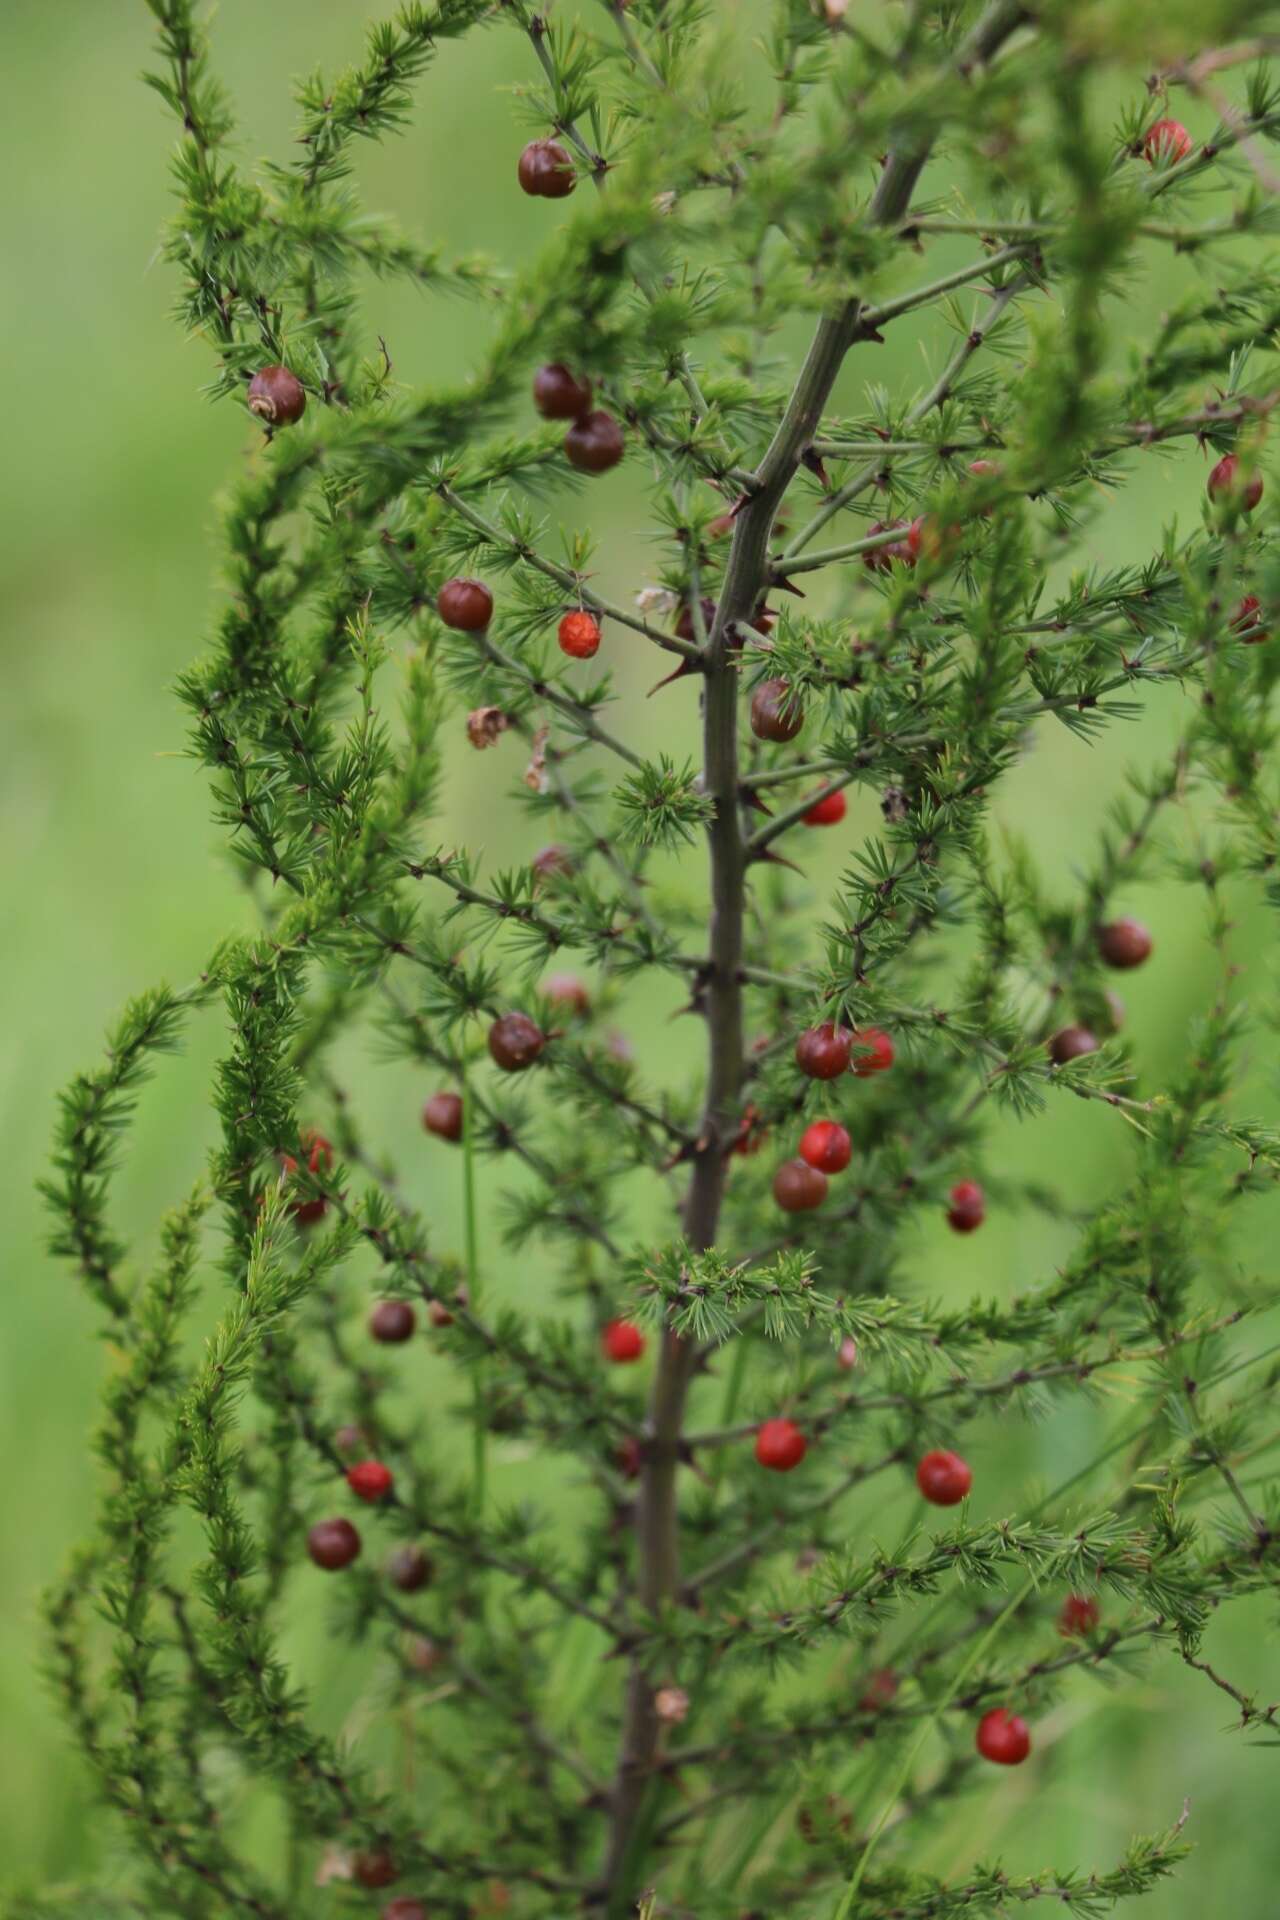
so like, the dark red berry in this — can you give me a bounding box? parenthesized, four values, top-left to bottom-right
(1143, 118, 1192, 164)
(564, 410, 625, 473)
(1232, 595, 1267, 643)
(422, 1091, 463, 1142)
(558, 610, 601, 658)
(858, 1667, 899, 1711)
(387, 1545, 433, 1593)
(796, 1022, 854, 1079)
(755, 1417, 807, 1471)
(1059, 1592, 1101, 1638)
(602, 1318, 645, 1363)
(617, 1436, 643, 1478)
(437, 577, 494, 631)
(354, 1851, 399, 1890)
(382, 1903, 428, 1920)
(531, 844, 574, 885)
(803, 788, 847, 826)
(730, 1102, 767, 1156)
(674, 595, 718, 642)
(1207, 452, 1263, 511)
(545, 972, 590, 1015)
(851, 1027, 894, 1077)
(307, 1517, 361, 1571)
(369, 1300, 417, 1344)
(533, 363, 592, 419)
(773, 1158, 828, 1212)
(799, 1121, 852, 1174)
(863, 520, 915, 572)
(916, 1449, 972, 1506)
(751, 677, 804, 743)
(1048, 1024, 1099, 1065)
(975, 1707, 1031, 1765)
(1096, 917, 1152, 969)
(488, 1012, 545, 1072)
(246, 365, 306, 427)
(518, 137, 576, 198)
(280, 1129, 333, 1224)
(347, 1460, 394, 1504)
(946, 1179, 985, 1233)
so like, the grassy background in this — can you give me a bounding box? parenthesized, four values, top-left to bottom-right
(3, 0, 1280, 1908)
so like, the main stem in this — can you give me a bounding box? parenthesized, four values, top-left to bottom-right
(600, 5, 1027, 1901)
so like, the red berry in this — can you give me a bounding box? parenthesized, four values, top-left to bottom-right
(795, 1022, 854, 1079)
(280, 1129, 333, 1224)
(975, 1707, 1031, 1766)
(602, 1317, 646, 1364)
(674, 595, 718, 642)
(369, 1300, 417, 1344)
(1143, 118, 1192, 165)
(755, 1417, 807, 1471)
(773, 1158, 828, 1212)
(545, 972, 590, 1015)
(437, 577, 494, 631)
(1232, 595, 1267, 643)
(617, 1436, 644, 1478)
(799, 1121, 852, 1174)
(851, 1027, 894, 1077)
(1048, 1024, 1099, 1065)
(533, 363, 592, 419)
(422, 1091, 463, 1142)
(246, 364, 306, 427)
(1059, 1592, 1101, 1638)
(858, 1667, 899, 1711)
(1096, 917, 1152, 969)
(946, 1179, 985, 1233)
(531, 844, 574, 885)
(837, 1334, 859, 1371)
(916, 1449, 972, 1506)
(488, 1012, 545, 1072)
(802, 788, 847, 827)
(564, 410, 625, 473)
(1207, 452, 1263, 511)
(517, 137, 576, 198)
(347, 1460, 394, 1503)
(863, 520, 915, 572)
(750, 677, 805, 742)
(354, 1851, 399, 1889)
(307, 1517, 361, 1571)
(387, 1545, 433, 1593)
(558, 611, 601, 658)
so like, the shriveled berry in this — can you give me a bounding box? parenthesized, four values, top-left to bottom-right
(1232, 594, 1267, 643)
(488, 1012, 545, 1072)
(858, 1667, 899, 1711)
(1143, 118, 1192, 165)
(975, 1707, 1031, 1765)
(851, 1027, 894, 1077)
(1096, 917, 1152, 969)
(916, 1449, 972, 1506)
(1207, 452, 1263, 511)
(422, 1091, 463, 1142)
(347, 1460, 394, 1504)
(558, 611, 601, 658)
(247, 365, 306, 427)
(799, 1121, 852, 1174)
(280, 1129, 333, 1224)
(1059, 1592, 1101, 1638)
(863, 520, 915, 572)
(751, 677, 805, 742)
(795, 1022, 854, 1079)
(307, 1517, 361, 1571)
(803, 788, 847, 827)
(387, 1545, 433, 1593)
(533, 363, 592, 419)
(354, 1851, 399, 1890)
(565, 409, 625, 473)
(437, 578, 493, 631)
(773, 1158, 828, 1212)
(946, 1179, 985, 1233)
(427, 1300, 455, 1329)
(1048, 1024, 1099, 1065)
(602, 1318, 645, 1363)
(369, 1300, 416, 1344)
(532, 844, 574, 884)
(755, 1417, 807, 1471)
(518, 137, 576, 198)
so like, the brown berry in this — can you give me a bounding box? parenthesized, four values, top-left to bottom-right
(437, 578, 493, 631)
(247, 365, 306, 427)
(1048, 1024, 1099, 1065)
(369, 1300, 417, 1344)
(750, 677, 804, 742)
(387, 1545, 433, 1593)
(534, 364, 593, 419)
(1096, 917, 1152, 970)
(422, 1091, 463, 1142)
(518, 137, 576, 198)
(564, 410, 625, 473)
(354, 1851, 399, 1890)
(488, 1012, 546, 1072)
(773, 1158, 828, 1212)
(307, 1517, 361, 1571)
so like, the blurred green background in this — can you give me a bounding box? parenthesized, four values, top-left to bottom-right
(4, 0, 1280, 1909)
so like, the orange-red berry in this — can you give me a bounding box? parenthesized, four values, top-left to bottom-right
(602, 1318, 646, 1364)
(755, 1417, 807, 1471)
(347, 1460, 394, 1504)
(803, 788, 847, 826)
(558, 611, 601, 658)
